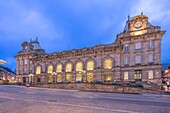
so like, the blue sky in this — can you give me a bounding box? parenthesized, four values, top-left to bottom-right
(0, 0, 170, 71)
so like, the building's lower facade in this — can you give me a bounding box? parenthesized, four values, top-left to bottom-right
(15, 13, 165, 85)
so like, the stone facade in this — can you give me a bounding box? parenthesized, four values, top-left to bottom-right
(15, 13, 165, 85)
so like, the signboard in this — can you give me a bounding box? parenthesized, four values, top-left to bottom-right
(0, 60, 6, 64)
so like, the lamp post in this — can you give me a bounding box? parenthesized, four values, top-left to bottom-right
(82, 70, 86, 82)
(52, 72, 56, 84)
(29, 74, 34, 84)
(80, 70, 86, 82)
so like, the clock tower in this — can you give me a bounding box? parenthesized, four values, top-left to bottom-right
(124, 12, 151, 36)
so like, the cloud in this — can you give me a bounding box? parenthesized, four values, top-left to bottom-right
(130, 0, 170, 25)
(0, 0, 63, 41)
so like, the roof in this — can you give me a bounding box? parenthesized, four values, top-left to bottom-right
(30, 37, 43, 50)
(30, 41, 42, 50)
(0, 65, 16, 75)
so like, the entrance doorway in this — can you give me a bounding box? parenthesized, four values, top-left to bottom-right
(104, 71, 112, 82)
(23, 77, 26, 84)
(134, 70, 142, 81)
(57, 74, 62, 82)
(37, 76, 41, 82)
(76, 73, 82, 82)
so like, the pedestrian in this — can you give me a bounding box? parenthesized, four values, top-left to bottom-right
(167, 81, 170, 92)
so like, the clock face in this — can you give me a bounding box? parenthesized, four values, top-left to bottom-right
(135, 22, 142, 29)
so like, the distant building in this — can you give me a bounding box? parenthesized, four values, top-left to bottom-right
(15, 13, 165, 85)
(0, 66, 16, 83)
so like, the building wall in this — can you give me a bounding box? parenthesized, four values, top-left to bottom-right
(15, 14, 165, 85)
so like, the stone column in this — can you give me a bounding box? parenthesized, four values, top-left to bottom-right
(72, 71, 76, 82)
(83, 72, 86, 82)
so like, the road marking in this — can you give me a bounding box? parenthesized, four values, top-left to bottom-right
(0, 95, 138, 113)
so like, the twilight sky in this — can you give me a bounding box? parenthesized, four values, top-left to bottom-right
(0, 0, 170, 71)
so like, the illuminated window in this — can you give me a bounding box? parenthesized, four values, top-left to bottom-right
(66, 74, 72, 82)
(148, 70, 153, 79)
(76, 73, 82, 82)
(124, 72, 128, 80)
(104, 59, 112, 69)
(48, 65, 53, 73)
(104, 71, 112, 81)
(36, 66, 41, 74)
(48, 75, 52, 83)
(56, 64, 62, 72)
(87, 72, 93, 82)
(135, 42, 142, 50)
(57, 74, 62, 82)
(134, 70, 142, 80)
(76, 62, 83, 71)
(66, 63, 72, 72)
(87, 60, 94, 71)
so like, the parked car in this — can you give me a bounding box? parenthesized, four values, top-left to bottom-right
(111, 82, 122, 85)
(56, 81, 64, 84)
(75, 80, 82, 83)
(128, 83, 144, 88)
(94, 80, 103, 84)
(26, 83, 30, 87)
(37, 82, 44, 84)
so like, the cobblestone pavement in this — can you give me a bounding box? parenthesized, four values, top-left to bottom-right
(0, 85, 170, 113)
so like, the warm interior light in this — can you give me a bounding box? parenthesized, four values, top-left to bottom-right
(165, 70, 169, 73)
(107, 77, 111, 80)
(134, 31, 143, 35)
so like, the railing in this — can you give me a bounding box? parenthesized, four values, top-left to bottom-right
(117, 27, 161, 38)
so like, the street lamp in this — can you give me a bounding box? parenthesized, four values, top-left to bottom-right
(52, 72, 57, 84)
(165, 70, 169, 73)
(29, 74, 34, 84)
(80, 70, 86, 82)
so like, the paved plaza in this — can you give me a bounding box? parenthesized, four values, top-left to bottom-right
(0, 85, 170, 113)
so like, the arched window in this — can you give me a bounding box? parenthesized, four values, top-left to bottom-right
(104, 59, 112, 69)
(47, 65, 53, 73)
(66, 63, 72, 72)
(36, 66, 41, 74)
(76, 61, 83, 71)
(56, 64, 62, 72)
(86, 60, 94, 71)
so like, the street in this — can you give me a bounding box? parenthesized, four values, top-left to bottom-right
(0, 85, 170, 113)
